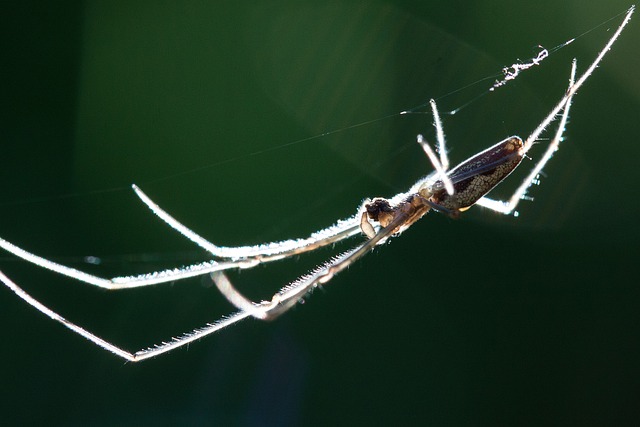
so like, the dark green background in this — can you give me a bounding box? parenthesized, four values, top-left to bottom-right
(2, 1, 638, 425)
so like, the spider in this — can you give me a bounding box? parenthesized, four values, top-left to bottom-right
(0, 6, 633, 362)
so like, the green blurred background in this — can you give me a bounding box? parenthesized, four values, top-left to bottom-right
(1, 1, 639, 425)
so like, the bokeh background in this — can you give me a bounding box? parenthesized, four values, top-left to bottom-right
(2, 1, 639, 425)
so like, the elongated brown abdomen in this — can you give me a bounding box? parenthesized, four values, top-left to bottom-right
(429, 136, 524, 210)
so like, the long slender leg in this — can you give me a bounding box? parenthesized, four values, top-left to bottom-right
(416, 135, 454, 195)
(133, 184, 362, 260)
(415, 100, 455, 195)
(0, 268, 253, 362)
(430, 99, 450, 171)
(0, 236, 248, 289)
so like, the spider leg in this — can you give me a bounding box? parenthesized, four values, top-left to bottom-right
(416, 135, 454, 196)
(0, 236, 250, 289)
(414, 100, 455, 195)
(0, 268, 254, 362)
(133, 184, 363, 260)
(430, 99, 452, 174)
